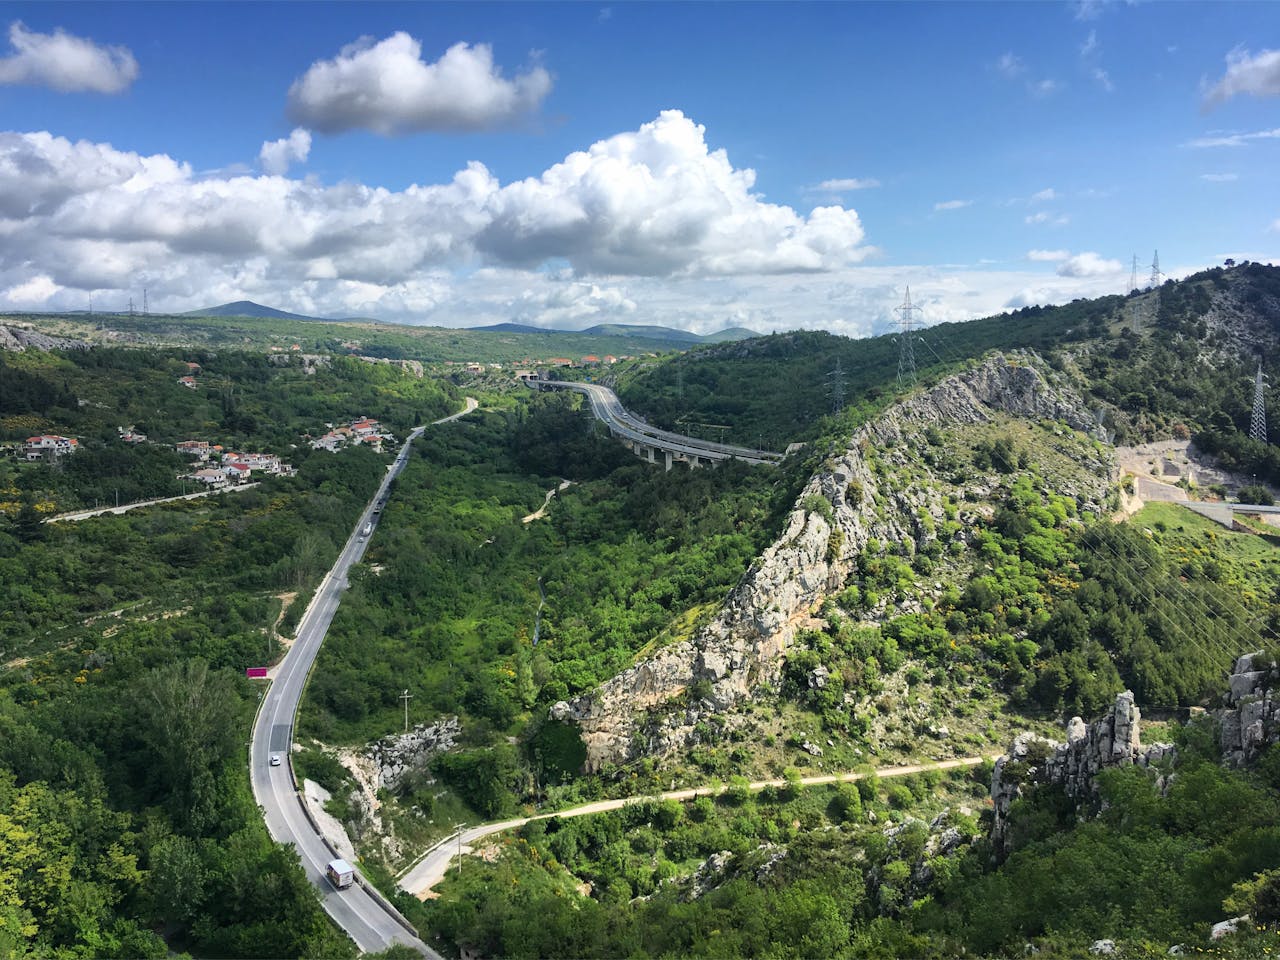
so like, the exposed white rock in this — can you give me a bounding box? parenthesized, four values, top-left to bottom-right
(991, 692, 1173, 856)
(1219, 652, 1280, 767)
(1210, 915, 1250, 940)
(0, 324, 90, 352)
(1089, 939, 1116, 955)
(361, 716, 460, 792)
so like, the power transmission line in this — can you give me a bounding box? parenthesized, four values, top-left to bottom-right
(1251, 362, 1268, 445)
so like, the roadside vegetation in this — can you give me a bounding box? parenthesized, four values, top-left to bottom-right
(0, 350, 458, 958)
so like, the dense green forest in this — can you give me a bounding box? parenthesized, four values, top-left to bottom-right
(0, 347, 466, 957)
(0, 452, 386, 957)
(418, 724, 1280, 958)
(303, 390, 808, 799)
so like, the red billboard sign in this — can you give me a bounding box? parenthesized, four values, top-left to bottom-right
(245, 667, 268, 678)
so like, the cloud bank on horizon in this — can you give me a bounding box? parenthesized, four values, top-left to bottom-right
(0, 112, 886, 329)
(0, 10, 1277, 337)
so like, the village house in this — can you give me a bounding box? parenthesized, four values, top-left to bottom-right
(24, 435, 78, 461)
(311, 417, 395, 452)
(175, 440, 211, 459)
(190, 468, 225, 486)
(177, 376, 197, 389)
(118, 426, 147, 443)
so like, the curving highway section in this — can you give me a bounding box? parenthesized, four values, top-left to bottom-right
(538, 380, 784, 465)
(250, 398, 477, 957)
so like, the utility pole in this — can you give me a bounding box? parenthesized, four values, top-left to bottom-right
(1251, 362, 1268, 445)
(1128, 254, 1138, 295)
(1149, 250, 1163, 289)
(895, 287, 921, 388)
(399, 688, 413, 733)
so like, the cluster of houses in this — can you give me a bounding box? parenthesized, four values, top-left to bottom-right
(177, 361, 201, 390)
(176, 440, 295, 486)
(23, 435, 79, 461)
(311, 417, 395, 453)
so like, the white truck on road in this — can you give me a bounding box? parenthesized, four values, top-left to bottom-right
(326, 858, 355, 890)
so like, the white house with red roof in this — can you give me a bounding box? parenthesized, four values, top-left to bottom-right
(25, 435, 78, 461)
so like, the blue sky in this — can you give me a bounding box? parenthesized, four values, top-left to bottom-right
(0, 1, 1277, 336)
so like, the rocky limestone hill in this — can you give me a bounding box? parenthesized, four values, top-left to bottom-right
(0, 324, 90, 352)
(554, 353, 1112, 770)
(990, 650, 1280, 858)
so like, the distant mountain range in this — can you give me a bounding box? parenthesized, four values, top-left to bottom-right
(471, 321, 760, 344)
(185, 301, 760, 343)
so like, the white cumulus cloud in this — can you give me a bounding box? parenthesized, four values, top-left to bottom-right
(1201, 172, 1238, 182)
(1056, 251, 1122, 277)
(0, 112, 873, 319)
(4, 274, 59, 305)
(0, 21, 137, 93)
(1028, 249, 1070, 262)
(1030, 188, 1056, 202)
(259, 128, 312, 175)
(935, 199, 971, 211)
(1204, 47, 1280, 107)
(287, 31, 552, 134)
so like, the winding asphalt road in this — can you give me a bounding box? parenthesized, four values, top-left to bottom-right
(249, 398, 477, 956)
(539, 380, 785, 465)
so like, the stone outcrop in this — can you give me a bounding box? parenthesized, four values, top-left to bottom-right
(990, 692, 1174, 857)
(1220, 652, 1280, 766)
(554, 353, 1109, 770)
(362, 716, 460, 792)
(0, 324, 91, 352)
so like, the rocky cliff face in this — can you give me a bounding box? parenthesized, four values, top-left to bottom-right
(554, 353, 1109, 770)
(362, 716, 460, 792)
(990, 692, 1174, 856)
(991, 653, 1280, 857)
(1220, 652, 1280, 767)
(0, 324, 91, 352)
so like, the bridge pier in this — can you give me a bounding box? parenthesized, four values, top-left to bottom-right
(646, 445, 656, 464)
(665, 450, 673, 472)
